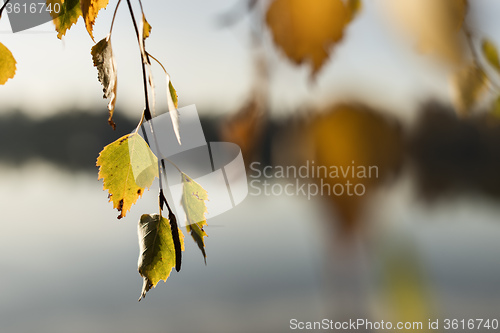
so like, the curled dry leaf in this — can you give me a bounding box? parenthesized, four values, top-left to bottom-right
(91, 36, 118, 129)
(266, 0, 352, 78)
(0, 42, 16, 85)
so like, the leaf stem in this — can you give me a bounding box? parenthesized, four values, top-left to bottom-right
(137, 0, 145, 16)
(147, 51, 169, 77)
(125, 0, 151, 121)
(109, 0, 122, 36)
(0, 0, 12, 19)
(163, 157, 182, 175)
(133, 110, 146, 134)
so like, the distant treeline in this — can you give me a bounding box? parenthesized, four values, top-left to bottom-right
(0, 110, 224, 171)
(2, 103, 500, 199)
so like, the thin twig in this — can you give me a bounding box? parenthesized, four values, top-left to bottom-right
(137, 0, 145, 16)
(0, 0, 12, 19)
(147, 52, 169, 76)
(133, 110, 146, 134)
(109, 0, 122, 36)
(125, 0, 151, 120)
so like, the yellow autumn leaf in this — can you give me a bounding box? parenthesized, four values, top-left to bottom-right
(0, 42, 16, 85)
(481, 38, 500, 72)
(97, 133, 158, 219)
(181, 173, 208, 262)
(81, 0, 110, 41)
(142, 14, 152, 40)
(47, 0, 82, 39)
(266, 0, 352, 78)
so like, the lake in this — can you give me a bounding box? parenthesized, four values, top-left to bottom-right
(1, 162, 499, 332)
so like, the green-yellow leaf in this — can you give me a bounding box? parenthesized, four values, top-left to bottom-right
(138, 214, 185, 301)
(81, 0, 110, 42)
(47, 0, 82, 39)
(167, 79, 181, 144)
(181, 173, 208, 262)
(97, 133, 158, 219)
(91, 36, 117, 129)
(265, 0, 352, 78)
(0, 42, 16, 85)
(169, 80, 178, 108)
(142, 14, 152, 40)
(482, 38, 500, 72)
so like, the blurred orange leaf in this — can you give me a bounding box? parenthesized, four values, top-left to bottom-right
(266, 0, 352, 78)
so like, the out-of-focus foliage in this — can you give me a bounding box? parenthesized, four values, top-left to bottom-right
(374, 238, 433, 333)
(482, 38, 500, 72)
(273, 104, 403, 232)
(266, 0, 358, 78)
(383, 0, 467, 65)
(221, 95, 266, 165)
(451, 63, 487, 115)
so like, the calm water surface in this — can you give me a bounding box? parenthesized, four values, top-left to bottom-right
(1, 163, 499, 332)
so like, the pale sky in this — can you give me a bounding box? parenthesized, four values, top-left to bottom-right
(1, 0, 500, 122)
